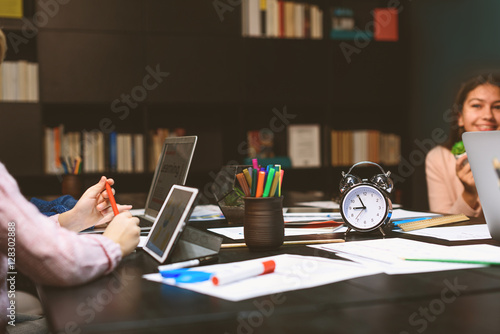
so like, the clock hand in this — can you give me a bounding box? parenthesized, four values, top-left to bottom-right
(356, 209, 364, 219)
(353, 206, 365, 209)
(356, 195, 366, 209)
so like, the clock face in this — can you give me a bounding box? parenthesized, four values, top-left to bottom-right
(341, 184, 390, 231)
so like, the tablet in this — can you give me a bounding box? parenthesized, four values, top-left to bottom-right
(143, 185, 199, 263)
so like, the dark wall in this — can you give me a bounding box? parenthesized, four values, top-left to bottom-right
(408, 0, 500, 210)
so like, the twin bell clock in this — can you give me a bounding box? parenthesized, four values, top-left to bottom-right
(339, 161, 394, 237)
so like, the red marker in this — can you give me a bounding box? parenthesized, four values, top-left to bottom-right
(211, 260, 276, 286)
(105, 182, 119, 216)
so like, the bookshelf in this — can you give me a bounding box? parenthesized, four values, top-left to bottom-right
(0, 0, 410, 206)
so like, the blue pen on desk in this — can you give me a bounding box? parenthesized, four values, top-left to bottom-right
(159, 269, 212, 283)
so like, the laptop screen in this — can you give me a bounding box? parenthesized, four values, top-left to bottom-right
(144, 136, 197, 217)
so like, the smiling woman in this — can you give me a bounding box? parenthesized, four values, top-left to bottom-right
(426, 73, 500, 216)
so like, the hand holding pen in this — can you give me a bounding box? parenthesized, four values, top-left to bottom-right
(58, 176, 132, 232)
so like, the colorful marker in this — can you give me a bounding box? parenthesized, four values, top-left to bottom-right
(105, 181, 119, 216)
(212, 260, 275, 286)
(255, 171, 266, 197)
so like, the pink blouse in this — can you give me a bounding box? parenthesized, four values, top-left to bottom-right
(0, 163, 122, 329)
(425, 145, 482, 217)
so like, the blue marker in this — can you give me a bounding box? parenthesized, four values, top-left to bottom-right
(160, 268, 212, 283)
(392, 217, 433, 229)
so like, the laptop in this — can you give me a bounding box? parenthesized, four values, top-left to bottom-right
(143, 185, 199, 263)
(134, 136, 197, 229)
(462, 130, 500, 240)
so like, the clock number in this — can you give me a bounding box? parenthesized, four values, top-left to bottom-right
(376, 199, 379, 202)
(363, 192, 367, 196)
(351, 200, 355, 204)
(378, 206, 381, 210)
(371, 218, 374, 222)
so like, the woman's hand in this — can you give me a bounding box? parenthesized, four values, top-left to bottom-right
(456, 154, 479, 209)
(58, 176, 132, 232)
(102, 212, 140, 257)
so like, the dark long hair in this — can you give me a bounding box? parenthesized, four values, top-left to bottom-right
(445, 73, 500, 149)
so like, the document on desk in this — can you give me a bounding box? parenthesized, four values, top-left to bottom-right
(142, 254, 382, 301)
(390, 209, 441, 220)
(208, 226, 342, 240)
(283, 212, 342, 222)
(310, 238, 484, 275)
(396, 224, 491, 241)
(189, 205, 225, 221)
(295, 201, 340, 209)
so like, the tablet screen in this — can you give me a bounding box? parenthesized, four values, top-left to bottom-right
(144, 185, 198, 262)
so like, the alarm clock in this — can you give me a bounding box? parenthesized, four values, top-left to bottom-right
(339, 161, 393, 236)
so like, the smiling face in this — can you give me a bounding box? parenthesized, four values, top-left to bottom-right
(458, 83, 500, 132)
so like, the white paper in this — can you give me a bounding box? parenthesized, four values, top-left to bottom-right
(283, 212, 342, 222)
(397, 224, 491, 241)
(401, 244, 500, 264)
(143, 254, 382, 301)
(208, 226, 340, 240)
(189, 205, 225, 221)
(310, 238, 483, 275)
(390, 209, 440, 220)
(295, 201, 402, 210)
(295, 201, 340, 209)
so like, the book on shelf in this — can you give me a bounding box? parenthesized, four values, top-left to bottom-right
(288, 124, 321, 168)
(374, 8, 398, 42)
(148, 127, 186, 172)
(242, 0, 323, 39)
(0, 0, 23, 18)
(329, 7, 373, 40)
(0, 61, 39, 102)
(247, 129, 275, 159)
(44, 126, 145, 174)
(330, 129, 400, 166)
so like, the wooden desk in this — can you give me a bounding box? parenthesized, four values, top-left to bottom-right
(38, 217, 500, 334)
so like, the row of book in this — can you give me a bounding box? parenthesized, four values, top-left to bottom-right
(44, 125, 146, 174)
(242, 0, 323, 39)
(0, 61, 39, 102)
(330, 130, 400, 166)
(330, 7, 398, 41)
(148, 127, 186, 172)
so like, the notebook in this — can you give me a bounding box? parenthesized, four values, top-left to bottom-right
(133, 136, 197, 229)
(462, 130, 500, 240)
(143, 185, 199, 263)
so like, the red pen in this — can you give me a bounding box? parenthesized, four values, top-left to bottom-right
(105, 182, 119, 216)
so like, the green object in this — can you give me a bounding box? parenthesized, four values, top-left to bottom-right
(404, 258, 500, 266)
(451, 141, 465, 155)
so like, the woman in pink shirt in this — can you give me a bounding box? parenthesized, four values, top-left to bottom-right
(426, 74, 500, 216)
(0, 30, 140, 332)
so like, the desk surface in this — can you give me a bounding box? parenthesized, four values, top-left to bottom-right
(38, 217, 500, 334)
